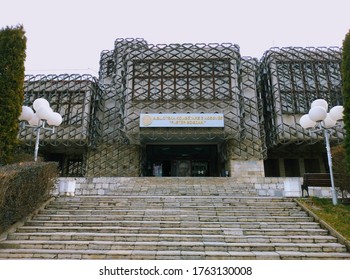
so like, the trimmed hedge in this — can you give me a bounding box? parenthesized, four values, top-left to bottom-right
(343, 30, 350, 173)
(0, 162, 58, 233)
(0, 25, 27, 165)
(332, 145, 350, 199)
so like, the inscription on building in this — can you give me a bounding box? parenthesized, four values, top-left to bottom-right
(140, 113, 224, 128)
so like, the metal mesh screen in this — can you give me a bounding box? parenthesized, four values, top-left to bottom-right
(259, 47, 344, 148)
(21, 74, 98, 147)
(21, 74, 98, 176)
(94, 39, 266, 169)
(20, 41, 344, 177)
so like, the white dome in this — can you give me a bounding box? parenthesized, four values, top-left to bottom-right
(19, 106, 34, 121)
(33, 98, 50, 112)
(308, 106, 327, 122)
(323, 113, 337, 128)
(300, 114, 316, 129)
(329, 105, 344, 121)
(47, 112, 63, 126)
(311, 99, 328, 111)
(36, 106, 53, 120)
(28, 114, 40, 126)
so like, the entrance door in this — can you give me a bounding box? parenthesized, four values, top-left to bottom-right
(191, 161, 209, 176)
(144, 144, 218, 177)
(175, 160, 191, 176)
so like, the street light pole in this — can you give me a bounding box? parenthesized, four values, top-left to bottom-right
(19, 98, 63, 162)
(299, 99, 344, 206)
(323, 124, 338, 205)
(34, 121, 41, 162)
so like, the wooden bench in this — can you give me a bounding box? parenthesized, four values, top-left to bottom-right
(301, 173, 331, 197)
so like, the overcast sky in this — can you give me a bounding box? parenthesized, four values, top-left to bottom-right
(1, 0, 349, 76)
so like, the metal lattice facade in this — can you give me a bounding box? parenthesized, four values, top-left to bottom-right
(84, 38, 266, 176)
(20, 74, 99, 176)
(259, 47, 344, 147)
(19, 39, 345, 177)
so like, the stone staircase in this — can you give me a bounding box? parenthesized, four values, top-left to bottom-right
(0, 178, 349, 259)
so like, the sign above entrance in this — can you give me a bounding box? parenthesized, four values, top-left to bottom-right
(140, 113, 224, 128)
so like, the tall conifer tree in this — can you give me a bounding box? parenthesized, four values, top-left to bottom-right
(342, 30, 350, 172)
(0, 25, 27, 164)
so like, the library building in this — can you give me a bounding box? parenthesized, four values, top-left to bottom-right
(19, 38, 344, 179)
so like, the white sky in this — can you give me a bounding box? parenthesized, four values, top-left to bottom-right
(1, 0, 349, 76)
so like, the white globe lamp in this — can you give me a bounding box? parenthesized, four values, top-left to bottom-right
(19, 106, 34, 121)
(311, 99, 328, 111)
(329, 105, 344, 121)
(36, 106, 54, 120)
(300, 114, 316, 129)
(47, 112, 63, 126)
(19, 97, 63, 163)
(28, 114, 40, 126)
(323, 114, 337, 128)
(33, 98, 50, 111)
(308, 106, 327, 122)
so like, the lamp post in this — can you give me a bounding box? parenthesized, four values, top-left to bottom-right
(299, 99, 344, 205)
(19, 98, 63, 162)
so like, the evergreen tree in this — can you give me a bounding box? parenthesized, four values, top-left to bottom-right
(343, 30, 350, 172)
(0, 25, 27, 164)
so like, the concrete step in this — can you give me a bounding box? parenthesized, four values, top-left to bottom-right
(39, 209, 309, 217)
(7, 232, 339, 243)
(15, 226, 329, 236)
(49, 196, 295, 202)
(0, 248, 350, 260)
(31, 214, 314, 222)
(50, 194, 292, 200)
(45, 202, 300, 211)
(1, 185, 349, 260)
(48, 195, 296, 203)
(47, 201, 301, 208)
(0, 239, 347, 253)
(23, 220, 322, 230)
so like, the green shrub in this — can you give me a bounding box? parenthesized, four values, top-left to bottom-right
(0, 162, 58, 233)
(9, 145, 35, 164)
(342, 30, 350, 174)
(0, 25, 27, 165)
(332, 145, 350, 199)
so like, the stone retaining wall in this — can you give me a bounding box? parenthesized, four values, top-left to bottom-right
(55, 177, 332, 198)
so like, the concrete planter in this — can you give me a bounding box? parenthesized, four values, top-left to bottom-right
(58, 178, 76, 196)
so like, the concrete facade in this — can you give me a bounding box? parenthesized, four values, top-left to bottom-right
(19, 40, 344, 179)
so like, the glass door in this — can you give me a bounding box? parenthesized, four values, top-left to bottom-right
(192, 161, 209, 176)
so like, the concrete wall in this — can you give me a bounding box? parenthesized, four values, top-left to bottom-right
(229, 160, 265, 178)
(55, 176, 333, 198)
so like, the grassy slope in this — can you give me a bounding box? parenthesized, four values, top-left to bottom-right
(298, 197, 350, 240)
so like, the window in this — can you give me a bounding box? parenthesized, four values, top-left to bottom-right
(284, 159, 300, 177)
(276, 60, 342, 114)
(264, 159, 280, 177)
(304, 158, 321, 173)
(132, 59, 232, 101)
